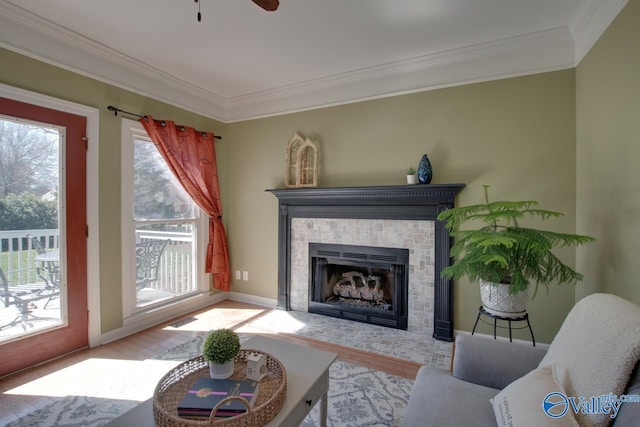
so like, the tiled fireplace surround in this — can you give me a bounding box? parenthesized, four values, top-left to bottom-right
(269, 184, 465, 341)
(291, 218, 433, 334)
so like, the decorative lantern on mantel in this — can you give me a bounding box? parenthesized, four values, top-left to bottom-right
(246, 352, 268, 381)
(284, 132, 319, 188)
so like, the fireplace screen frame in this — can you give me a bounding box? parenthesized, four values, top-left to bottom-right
(309, 243, 409, 330)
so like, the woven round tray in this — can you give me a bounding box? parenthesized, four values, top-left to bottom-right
(153, 349, 287, 427)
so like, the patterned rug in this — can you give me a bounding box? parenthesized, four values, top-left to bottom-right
(305, 360, 411, 426)
(4, 396, 140, 427)
(4, 335, 413, 427)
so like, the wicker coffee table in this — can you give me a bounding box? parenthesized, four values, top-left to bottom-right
(104, 335, 337, 427)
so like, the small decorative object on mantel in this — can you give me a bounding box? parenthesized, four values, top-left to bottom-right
(406, 166, 417, 184)
(417, 154, 433, 184)
(284, 132, 319, 188)
(246, 351, 268, 381)
(202, 328, 241, 379)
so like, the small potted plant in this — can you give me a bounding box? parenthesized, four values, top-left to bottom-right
(202, 328, 241, 379)
(406, 166, 417, 184)
(437, 185, 595, 317)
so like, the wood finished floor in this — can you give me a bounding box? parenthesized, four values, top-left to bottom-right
(0, 300, 422, 398)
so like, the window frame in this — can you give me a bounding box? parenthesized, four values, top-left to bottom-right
(120, 119, 208, 322)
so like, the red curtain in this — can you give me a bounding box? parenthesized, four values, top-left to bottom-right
(140, 116, 230, 291)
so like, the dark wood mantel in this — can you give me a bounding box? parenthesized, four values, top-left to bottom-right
(267, 183, 465, 341)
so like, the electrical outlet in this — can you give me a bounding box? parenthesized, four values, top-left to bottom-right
(242, 271, 249, 281)
(235, 270, 241, 280)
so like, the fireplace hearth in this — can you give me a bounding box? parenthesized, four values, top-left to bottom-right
(309, 243, 409, 329)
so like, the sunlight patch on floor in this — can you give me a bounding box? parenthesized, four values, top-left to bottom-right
(4, 358, 179, 401)
(241, 310, 306, 334)
(161, 307, 269, 333)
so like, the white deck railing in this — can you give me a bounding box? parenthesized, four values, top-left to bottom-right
(0, 229, 58, 286)
(136, 229, 195, 294)
(0, 229, 194, 293)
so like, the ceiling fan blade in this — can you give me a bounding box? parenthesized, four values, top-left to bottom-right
(251, 0, 279, 11)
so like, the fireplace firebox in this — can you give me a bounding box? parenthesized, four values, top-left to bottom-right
(309, 243, 409, 329)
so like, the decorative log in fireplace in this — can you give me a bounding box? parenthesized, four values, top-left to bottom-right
(267, 183, 465, 341)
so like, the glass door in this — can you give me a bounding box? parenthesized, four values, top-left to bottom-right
(0, 96, 87, 377)
(0, 117, 64, 342)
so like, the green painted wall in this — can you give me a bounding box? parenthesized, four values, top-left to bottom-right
(0, 47, 227, 333)
(576, 0, 640, 306)
(227, 70, 578, 344)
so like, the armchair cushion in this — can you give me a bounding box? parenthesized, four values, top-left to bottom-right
(403, 365, 499, 427)
(492, 365, 579, 427)
(453, 333, 547, 389)
(538, 293, 640, 427)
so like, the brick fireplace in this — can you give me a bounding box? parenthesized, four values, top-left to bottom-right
(268, 184, 465, 341)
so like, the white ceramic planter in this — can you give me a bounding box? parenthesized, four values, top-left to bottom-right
(407, 174, 417, 184)
(479, 280, 529, 318)
(208, 359, 234, 379)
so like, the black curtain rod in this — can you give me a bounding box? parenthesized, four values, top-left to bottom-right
(107, 105, 222, 140)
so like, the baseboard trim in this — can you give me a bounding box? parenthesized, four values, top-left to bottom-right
(227, 291, 277, 308)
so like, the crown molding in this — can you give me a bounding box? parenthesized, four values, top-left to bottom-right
(0, 1, 625, 123)
(224, 28, 576, 122)
(570, 0, 628, 64)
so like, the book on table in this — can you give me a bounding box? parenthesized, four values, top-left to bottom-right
(177, 378, 260, 419)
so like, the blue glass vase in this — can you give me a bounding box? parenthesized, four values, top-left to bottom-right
(417, 154, 433, 184)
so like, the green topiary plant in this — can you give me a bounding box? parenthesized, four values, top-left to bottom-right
(437, 185, 595, 297)
(407, 166, 416, 175)
(202, 328, 241, 364)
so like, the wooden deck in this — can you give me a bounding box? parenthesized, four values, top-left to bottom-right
(0, 289, 62, 343)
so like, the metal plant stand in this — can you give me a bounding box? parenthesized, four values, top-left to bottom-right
(471, 306, 535, 346)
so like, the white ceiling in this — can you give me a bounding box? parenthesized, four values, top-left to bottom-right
(0, 0, 627, 122)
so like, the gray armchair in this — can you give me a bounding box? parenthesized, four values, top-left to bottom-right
(403, 293, 640, 427)
(404, 335, 547, 427)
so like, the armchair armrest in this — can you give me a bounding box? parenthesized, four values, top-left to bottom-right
(452, 333, 548, 390)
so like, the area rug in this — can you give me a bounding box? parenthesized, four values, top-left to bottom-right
(2, 355, 180, 427)
(3, 396, 139, 427)
(4, 334, 413, 427)
(304, 360, 411, 427)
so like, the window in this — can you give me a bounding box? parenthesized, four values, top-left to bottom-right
(0, 115, 64, 342)
(121, 119, 207, 319)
